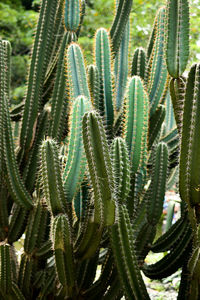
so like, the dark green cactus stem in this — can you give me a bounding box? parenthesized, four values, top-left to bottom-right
(148, 104, 166, 149)
(0, 40, 11, 174)
(24, 202, 49, 255)
(179, 64, 200, 207)
(146, 7, 169, 117)
(151, 214, 189, 253)
(82, 111, 115, 226)
(115, 21, 129, 111)
(0, 244, 12, 295)
(110, 0, 133, 55)
(87, 65, 100, 111)
(8, 204, 28, 244)
(2, 94, 32, 208)
(145, 142, 168, 226)
(63, 96, 91, 202)
(64, 0, 80, 32)
(52, 214, 77, 297)
(166, 0, 189, 78)
(111, 137, 131, 204)
(95, 28, 114, 129)
(18, 254, 34, 298)
(131, 47, 146, 79)
(124, 76, 149, 175)
(110, 204, 150, 299)
(39, 138, 66, 216)
(66, 43, 90, 101)
(48, 32, 69, 142)
(20, 0, 58, 153)
(143, 224, 192, 279)
(23, 108, 49, 192)
(170, 77, 185, 135)
(146, 20, 156, 61)
(0, 40, 11, 105)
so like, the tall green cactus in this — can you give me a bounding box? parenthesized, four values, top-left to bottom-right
(0, 0, 198, 298)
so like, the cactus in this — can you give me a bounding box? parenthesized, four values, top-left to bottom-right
(0, 0, 199, 298)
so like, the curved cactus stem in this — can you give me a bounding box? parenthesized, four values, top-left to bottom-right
(39, 138, 67, 216)
(63, 96, 92, 202)
(143, 224, 192, 279)
(123, 76, 149, 175)
(166, 0, 189, 78)
(66, 43, 90, 101)
(179, 64, 200, 207)
(110, 0, 133, 56)
(131, 47, 146, 80)
(82, 111, 115, 226)
(2, 94, 32, 208)
(151, 214, 188, 253)
(110, 205, 150, 299)
(95, 28, 114, 129)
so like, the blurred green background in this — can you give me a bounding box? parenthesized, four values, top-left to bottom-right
(0, 0, 200, 105)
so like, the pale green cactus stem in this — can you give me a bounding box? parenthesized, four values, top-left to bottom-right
(63, 96, 92, 202)
(166, 0, 189, 78)
(64, 0, 80, 33)
(95, 28, 114, 129)
(131, 47, 146, 80)
(165, 92, 176, 133)
(123, 76, 149, 175)
(66, 43, 90, 101)
(82, 110, 115, 226)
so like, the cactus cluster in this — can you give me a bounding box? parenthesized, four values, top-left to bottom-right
(0, 0, 199, 299)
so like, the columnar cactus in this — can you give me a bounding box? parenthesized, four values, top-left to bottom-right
(0, 0, 198, 298)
